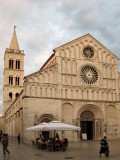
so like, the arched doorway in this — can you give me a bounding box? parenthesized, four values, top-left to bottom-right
(77, 104, 104, 140)
(39, 114, 55, 140)
(80, 111, 95, 140)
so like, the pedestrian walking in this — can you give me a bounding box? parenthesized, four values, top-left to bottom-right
(17, 133, 20, 144)
(99, 136, 109, 158)
(1, 133, 10, 156)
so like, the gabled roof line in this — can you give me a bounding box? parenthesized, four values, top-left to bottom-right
(54, 33, 90, 50)
(54, 33, 119, 60)
(24, 63, 57, 78)
(39, 53, 55, 71)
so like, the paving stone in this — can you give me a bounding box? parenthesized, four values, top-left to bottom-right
(0, 140, 120, 160)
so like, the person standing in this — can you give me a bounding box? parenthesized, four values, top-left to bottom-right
(1, 133, 10, 156)
(17, 133, 20, 144)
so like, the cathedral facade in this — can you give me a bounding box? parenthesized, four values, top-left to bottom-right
(3, 29, 120, 142)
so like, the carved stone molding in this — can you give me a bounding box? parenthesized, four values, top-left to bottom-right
(80, 111, 94, 120)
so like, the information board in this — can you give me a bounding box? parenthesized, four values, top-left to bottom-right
(82, 133, 87, 140)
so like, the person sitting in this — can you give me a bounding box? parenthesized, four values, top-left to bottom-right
(47, 138, 53, 151)
(37, 135, 45, 149)
(62, 138, 69, 151)
(55, 133, 60, 140)
(55, 138, 62, 151)
(37, 138, 46, 149)
(40, 134, 45, 142)
(55, 138, 61, 144)
(51, 137, 56, 151)
(36, 137, 40, 143)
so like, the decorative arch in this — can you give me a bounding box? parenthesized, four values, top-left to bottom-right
(49, 69, 53, 83)
(75, 44, 80, 59)
(106, 105, 117, 138)
(62, 59, 67, 74)
(70, 45, 75, 58)
(38, 114, 55, 123)
(44, 71, 49, 83)
(106, 105, 116, 125)
(77, 104, 103, 119)
(80, 111, 95, 120)
(39, 73, 43, 83)
(33, 114, 55, 140)
(62, 103, 73, 123)
(65, 47, 71, 58)
(77, 104, 104, 140)
(67, 60, 71, 74)
(60, 49, 66, 57)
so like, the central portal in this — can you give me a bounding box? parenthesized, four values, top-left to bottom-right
(80, 111, 94, 140)
(81, 121, 93, 140)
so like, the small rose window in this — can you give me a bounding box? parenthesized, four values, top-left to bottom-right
(83, 47, 94, 59)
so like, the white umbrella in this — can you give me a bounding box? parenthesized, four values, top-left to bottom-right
(25, 122, 48, 131)
(43, 121, 80, 131)
(25, 121, 80, 131)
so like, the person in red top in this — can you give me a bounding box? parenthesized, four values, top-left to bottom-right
(55, 138, 61, 144)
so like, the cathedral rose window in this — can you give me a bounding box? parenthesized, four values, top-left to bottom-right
(80, 65, 98, 85)
(83, 47, 94, 59)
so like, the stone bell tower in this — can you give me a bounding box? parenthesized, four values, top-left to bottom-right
(3, 27, 25, 112)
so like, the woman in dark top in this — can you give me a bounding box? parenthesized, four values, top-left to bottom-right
(99, 136, 109, 158)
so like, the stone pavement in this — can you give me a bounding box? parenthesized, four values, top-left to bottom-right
(0, 140, 120, 160)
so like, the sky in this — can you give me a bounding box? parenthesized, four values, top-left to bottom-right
(0, 0, 120, 114)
